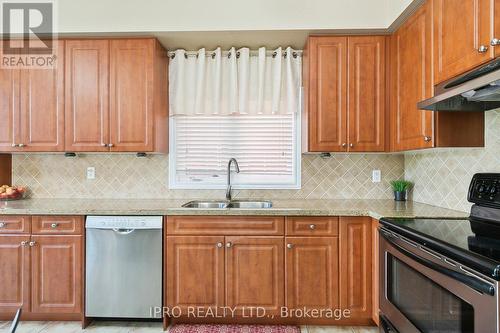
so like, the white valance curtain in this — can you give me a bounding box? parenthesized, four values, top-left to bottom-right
(169, 47, 302, 116)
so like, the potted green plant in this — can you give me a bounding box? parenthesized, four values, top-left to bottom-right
(390, 180, 413, 201)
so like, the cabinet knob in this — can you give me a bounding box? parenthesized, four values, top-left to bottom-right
(478, 45, 489, 53)
(108, 143, 114, 148)
(216, 242, 223, 248)
(0, 222, 5, 228)
(21, 241, 27, 246)
(18, 144, 25, 147)
(225, 242, 232, 248)
(341, 143, 347, 148)
(11, 143, 18, 147)
(29, 241, 36, 247)
(101, 143, 107, 147)
(50, 223, 58, 229)
(424, 136, 432, 142)
(492, 38, 500, 46)
(287, 243, 294, 249)
(349, 143, 354, 148)
(309, 224, 316, 230)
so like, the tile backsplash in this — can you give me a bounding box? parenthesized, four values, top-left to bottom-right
(405, 110, 500, 212)
(12, 154, 404, 200)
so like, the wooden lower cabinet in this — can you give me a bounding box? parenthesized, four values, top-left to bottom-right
(339, 217, 372, 322)
(166, 236, 225, 310)
(285, 237, 339, 310)
(0, 215, 83, 320)
(0, 235, 30, 314)
(225, 237, 284, 315)
(30, 235, 82, 314)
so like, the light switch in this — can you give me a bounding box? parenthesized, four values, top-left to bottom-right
(86, 167, 96, 180)
(372, 170, 381, 183)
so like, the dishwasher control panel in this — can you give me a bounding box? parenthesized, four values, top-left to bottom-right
(85, 216, 163, 229)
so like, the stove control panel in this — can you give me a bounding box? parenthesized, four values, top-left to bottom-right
(468, 173, 500, 207)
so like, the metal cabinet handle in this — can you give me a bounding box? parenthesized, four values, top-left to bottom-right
(101, 143, 107, 147)
(424, 136, 432, 142)
(29, 241, 36, 247)
(341, 143, 347, 148)
(478, 45, 489, 53)
(287, 243, 294, 249)
(50, 223, 58, 228)
(11, 143, 18, 147)
(20, 241, 27, 246)
(225, 242, 232, 248)
(349, 143, 354, 148)
(492, 38, 500, 46)
(309, 224, 316, 230)
(216, 242, 223, 248)
(18, 144, 25, 147)
(108, 143, 114, 148)
(0, 222, 5, 228)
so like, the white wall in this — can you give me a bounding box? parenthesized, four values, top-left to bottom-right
(56, 0, 414, 33)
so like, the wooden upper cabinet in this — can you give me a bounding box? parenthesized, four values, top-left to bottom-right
(347, 36, 385, 152)
(391, 2, 434, 151)
(225, 236, 284, 315)
(30, 235, 82, 314)
(285, 237, 339, 310)
(434, 0, 494, 84)
(304, 36, 348, 152)
(0, 235, 30, 315)
(166, 236, 225, 310)
(0, 67, 20, 152)
(19, 40, 65, 152)
(65, 40, 109, 152)
(339, 217, 372, 321)
(110, 39, 154, 152)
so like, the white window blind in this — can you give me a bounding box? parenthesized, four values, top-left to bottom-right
(170, 113, 300, 189)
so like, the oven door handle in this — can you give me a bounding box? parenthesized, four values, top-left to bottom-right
(381, 232, 496, 296)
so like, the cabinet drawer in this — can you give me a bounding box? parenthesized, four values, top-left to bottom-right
(167, 216, 284, 235)
(0, 215, 30, 234)
(286, 217, 339, 236)
(32, 216, 83, 235)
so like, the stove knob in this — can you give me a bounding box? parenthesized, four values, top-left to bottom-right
(478, 185, 485, 193)
(491, 186, 497, 194)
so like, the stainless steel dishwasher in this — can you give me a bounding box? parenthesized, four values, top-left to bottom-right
(85, 216, 162, 319)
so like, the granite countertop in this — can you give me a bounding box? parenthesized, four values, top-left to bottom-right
(0, 198, 468, 220)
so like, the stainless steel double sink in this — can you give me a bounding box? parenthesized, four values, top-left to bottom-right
(182, 200, 272, 209)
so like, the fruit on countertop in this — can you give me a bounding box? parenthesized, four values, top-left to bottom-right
(0, 185, 26, 200)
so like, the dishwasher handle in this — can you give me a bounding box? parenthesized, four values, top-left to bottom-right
(112, 228, 135, 235)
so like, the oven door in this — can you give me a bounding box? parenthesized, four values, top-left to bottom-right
(379, 227, 498, 333)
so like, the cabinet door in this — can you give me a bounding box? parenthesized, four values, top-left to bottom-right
(306, 37, 348, 152)
(391, 2, 434, 151)
(19, 40, 64, 152)
(30, 235, 82, 314)
(347, 36, 385, 152)
(339, 217, 372, 320)
(0, 235, 30, 314)
(65, 40, 109, 152)
(109, 39, 154, 152)
(495, 0, 500, 57)
(285, 237, 339, 310)
(434, 0, 493, 84)
(225, 236, 284, 315)
(0, 67, 21, 152)
(166, 236, 225, 310)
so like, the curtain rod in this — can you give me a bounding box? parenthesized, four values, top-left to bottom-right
(167, 49, 303, 59)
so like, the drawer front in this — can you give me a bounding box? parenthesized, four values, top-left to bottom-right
(0, 215, 30, 234)
(286, 217, 339, 236)
(32, 216, 84, 235)
(167, 216, 284, 235)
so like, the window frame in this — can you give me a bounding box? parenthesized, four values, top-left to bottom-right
(168, 110, 301, 190)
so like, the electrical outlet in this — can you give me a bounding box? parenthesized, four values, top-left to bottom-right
(86, 167, 96, 180)
(372, 170, 381, 183)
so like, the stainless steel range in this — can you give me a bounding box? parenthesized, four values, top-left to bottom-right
(379, 173, 500, 333)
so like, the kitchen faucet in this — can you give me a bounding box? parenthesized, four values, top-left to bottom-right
(226, 158, 240, 201)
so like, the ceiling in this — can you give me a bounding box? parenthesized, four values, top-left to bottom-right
(56, 0, 420, 50)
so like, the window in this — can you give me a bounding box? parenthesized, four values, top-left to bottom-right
(168, 46, 302, 189)
(169, 112, 300, 189)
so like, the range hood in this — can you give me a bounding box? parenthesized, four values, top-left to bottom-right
(418, 58, 500, 111)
